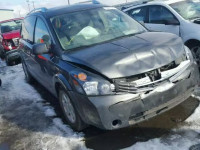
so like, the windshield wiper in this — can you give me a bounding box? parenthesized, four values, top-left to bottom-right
(191, 17, 200, 24)
(189, 17, 200, 21)
(111, 31, 146, 41)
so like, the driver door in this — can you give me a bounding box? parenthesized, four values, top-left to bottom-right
(32, 17, 54, 90)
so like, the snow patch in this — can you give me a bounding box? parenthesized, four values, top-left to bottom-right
(44, 107, 57, 117)
(0, 63, 87, 150)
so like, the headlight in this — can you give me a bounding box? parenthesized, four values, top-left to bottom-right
(175, 53, 187, 65)
(70, 70, 115, 96)
(174, 46, 193, 66)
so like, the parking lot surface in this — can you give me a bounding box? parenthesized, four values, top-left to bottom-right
(0, 63, 200, 150)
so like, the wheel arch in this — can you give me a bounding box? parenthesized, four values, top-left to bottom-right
(54, 74, 72, 97)
(185, 39, 200, 49)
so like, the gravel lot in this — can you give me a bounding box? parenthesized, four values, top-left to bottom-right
(1, 62, 200, 150)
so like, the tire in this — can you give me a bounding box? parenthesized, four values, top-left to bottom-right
(0, 51, 4, 59)
(188, 43, 200, 67)
(5, 58, 11, 66)
(22, 60, 34, 83)
(5, 55, 13, 66)
(59, 89, 86, 131)
(0, 46, 5, 59)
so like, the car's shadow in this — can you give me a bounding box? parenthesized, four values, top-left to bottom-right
(31, 81, 200, 150)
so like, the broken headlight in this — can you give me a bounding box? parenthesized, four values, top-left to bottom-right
(70, 70, 115, 96)
(175, 46, 192, 65)
(175, 53, 187, 65)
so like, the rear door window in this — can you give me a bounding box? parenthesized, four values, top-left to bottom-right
(128, 7, 148, 23)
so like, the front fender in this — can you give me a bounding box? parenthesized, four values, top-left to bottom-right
(181, 23, 200, 43)
(53, 74, 72, 95)
(182, 31, 200, 43)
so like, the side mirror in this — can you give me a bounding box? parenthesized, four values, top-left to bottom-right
(32, 43, 49, 55)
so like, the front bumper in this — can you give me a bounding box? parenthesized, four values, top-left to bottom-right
(69, 62, 199, 130)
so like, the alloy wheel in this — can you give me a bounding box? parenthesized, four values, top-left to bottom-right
(191, 46, 200, 66)
(61, 93, 76, 123)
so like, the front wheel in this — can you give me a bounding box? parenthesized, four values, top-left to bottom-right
(5, 57, 16, 66)
(5, 58, 12, 66)
(59, 89, 86, 131)
(189, 43, 200, 66)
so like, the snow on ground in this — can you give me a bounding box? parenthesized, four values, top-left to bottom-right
(1, 62, 200, 150)
(0, 59, 6, 68)
(0, 64, 86, 150)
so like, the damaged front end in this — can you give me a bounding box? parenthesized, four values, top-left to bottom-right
(1, 36, 21, 64)
(2, 38, 20, 51)
(114, 47, 193, 94)
(64, 32, 199, 130)
(79, 46, 199, 130)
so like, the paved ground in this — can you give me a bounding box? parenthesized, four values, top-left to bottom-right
(0, 62, 200, 150)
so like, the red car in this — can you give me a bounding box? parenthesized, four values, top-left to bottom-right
(0, 17, 23, 65)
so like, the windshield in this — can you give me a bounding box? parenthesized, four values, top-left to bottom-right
(51, 7, 146, 51)
(170, 1, 200, 20)
(0, 19, 22, 33)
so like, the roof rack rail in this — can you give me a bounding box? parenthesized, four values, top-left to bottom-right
(27, 7, 47, 15)
(78, 0, 101, 4)
(115, 0, 153, 10)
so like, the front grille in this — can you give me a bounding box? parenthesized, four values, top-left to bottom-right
(115, 81, 155, 94)
(114, 60, 187, 94)
(160, 61, 177, 72)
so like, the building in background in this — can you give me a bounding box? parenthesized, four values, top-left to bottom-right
(0, 9, 14, 22)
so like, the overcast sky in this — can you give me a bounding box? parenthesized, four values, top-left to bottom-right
(0, 0, 131, 17)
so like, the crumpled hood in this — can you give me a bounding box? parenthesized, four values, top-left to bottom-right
(62, 32, 185, 79)
(2, 30, 20, 40)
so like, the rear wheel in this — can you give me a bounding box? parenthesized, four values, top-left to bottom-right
(59, 89, 86, 131)
(22, 60, 34, 83)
